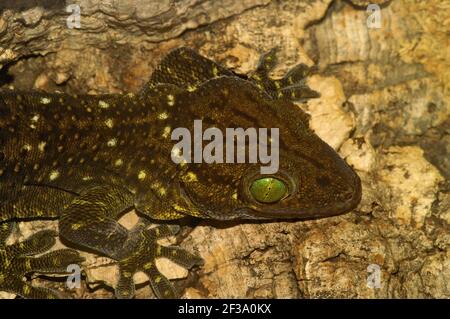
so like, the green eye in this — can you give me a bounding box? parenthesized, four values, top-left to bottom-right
(249, 177, 287, 203)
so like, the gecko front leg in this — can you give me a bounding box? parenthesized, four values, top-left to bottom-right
(0, 222, 84, 299)
(58, 185, 203, 298)
(250, 48, 321, 101)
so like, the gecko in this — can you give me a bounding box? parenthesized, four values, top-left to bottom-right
(0, 48, 361, 298)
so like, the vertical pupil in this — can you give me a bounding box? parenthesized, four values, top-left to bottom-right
(250, 177, 287, 203)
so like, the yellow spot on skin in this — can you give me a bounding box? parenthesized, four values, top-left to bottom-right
(40, 97, 51, 104)
(167, 95, 175, 106)
(252, 74, 261, 81)
(151, 182, 161, 190)
(184, 172, 198, 182)
(162, 126, 171, 138)
(105, 118, 114, 128)
(232, 192, 238, 200)
(158, 187, 166, 196)
(115, 159, 123, 167)
(38, 141, 46, 152)
(23, 285, 31, 295)
(71, 223, 82, 230)
(156, 246, 162, 255)
(179, 159, 187, 168)
(138, 170, 146, 180)
(23, 144, 32, 151)
(25, 259, 31, 270)
(187, 85, 197, 92)
(107, 138, 117, 147)
(144, 263, 153, 270)
(29, 115, 39, 129)
(212, 65, 219, 77)
(49, 170, 60, 181)
(172, 204, 189, 213)
(155, 276, 162, 283)
(157, 112, 169, 120)
(82, 176, 92, 181)
(98, 100, 109, 109)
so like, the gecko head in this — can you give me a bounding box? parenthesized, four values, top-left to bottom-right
(172, 76, 361, 220)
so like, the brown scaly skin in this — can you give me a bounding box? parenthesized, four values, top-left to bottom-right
(0, 48, 361, 298)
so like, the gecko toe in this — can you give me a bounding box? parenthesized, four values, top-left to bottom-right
(8, 230, 58, 256)
(278, 85, 321, 101)
(280, 63, 316, 86)
(159, 245, 204, 268)
(115, 264, 136, 299)
(145, 263, 178, 299)
(254, 48, 279, 76)
(29, 248, 85, 273)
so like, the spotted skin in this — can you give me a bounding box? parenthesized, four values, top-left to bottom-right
(0, 48, 361, 298)
(0, 223, 84, 298)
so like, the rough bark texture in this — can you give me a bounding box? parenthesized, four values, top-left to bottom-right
(0, 0, 448, 298)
